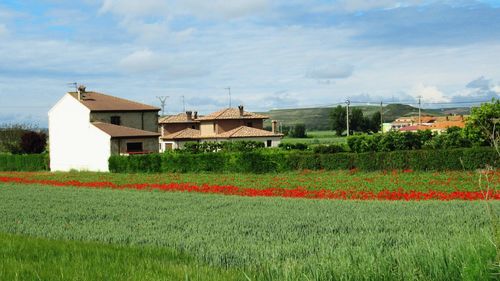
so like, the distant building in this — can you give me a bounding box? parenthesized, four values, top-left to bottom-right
(390, 115, 467, 133)
(159, 105, 283, 150)
(49, 87, 160, 171)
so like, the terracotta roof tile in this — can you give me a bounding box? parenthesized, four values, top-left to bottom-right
(159, 113, 199, 124)
(161, 128, 201, 140)
(215, 126, 283, 138)
(92, 122, 160, 138)
(197, 108, 268, 121)
(69, 92, 160, 112)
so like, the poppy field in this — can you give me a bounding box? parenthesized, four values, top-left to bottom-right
(0, 170, 498, 280)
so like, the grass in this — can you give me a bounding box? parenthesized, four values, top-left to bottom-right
(282, 130, 346, 145)
(0, 183, 498, 280)
(2, 170, 496, 192)
(0, 232, 242, 281)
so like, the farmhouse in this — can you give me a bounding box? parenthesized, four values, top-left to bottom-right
(49, 87, 160, 172)
(389, 115, 467, 133)
(159, 106, 283, 150)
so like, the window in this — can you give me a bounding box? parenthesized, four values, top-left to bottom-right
(266, 140, 272, 147)
(111, 116, 121, 125)
(127, 142, 143, 153)
(213, 123, 216, 132)
(246, 122, 253, 127)
(191, 125, 196, 129)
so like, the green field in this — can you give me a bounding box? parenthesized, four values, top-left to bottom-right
(0, 183, 498, 280)
(281, 130, 346, 145)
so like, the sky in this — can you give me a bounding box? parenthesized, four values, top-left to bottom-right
(0, 0, 500, 127)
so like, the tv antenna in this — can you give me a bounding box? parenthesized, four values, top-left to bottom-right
(225, 87, 231, 108)
(182, 95, 186, 112)
(67, 82, 78, 92)
(157, 96, 169, 116)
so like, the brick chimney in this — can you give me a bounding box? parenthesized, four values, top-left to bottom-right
(238, 105, 244, 116)
(77, 85, 86, 100)
(272, 120, 278, 133)
(186, 111, 192, 120)
(193, 111, 198, 119)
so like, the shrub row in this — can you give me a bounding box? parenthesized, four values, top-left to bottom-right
(0, 153, 49, 171)
(109, 147, 498, 173)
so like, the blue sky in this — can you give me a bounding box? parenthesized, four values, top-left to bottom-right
(0, 0, 499, 126)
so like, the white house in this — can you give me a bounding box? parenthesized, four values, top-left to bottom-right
(48, 87, 160, 172)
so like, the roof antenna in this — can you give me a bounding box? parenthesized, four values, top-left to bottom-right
(67, 82, 77, 92)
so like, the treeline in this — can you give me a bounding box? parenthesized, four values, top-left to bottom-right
(109, 147, 497, 173)
(0, 124, 47, 154)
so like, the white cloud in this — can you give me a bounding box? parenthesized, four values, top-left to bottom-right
(99, 0, 169, 18)
(119, 49, 163, 73)
(306, 64, 354, 80)
(410, 83, 450, 103)
(180, 0, 270, 19)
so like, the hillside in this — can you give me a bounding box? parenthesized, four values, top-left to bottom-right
(262, 104, 470, 131)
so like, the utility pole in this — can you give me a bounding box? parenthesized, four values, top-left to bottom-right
(346, 99, 350, 136)
(157, 96, 169, 116)
(380, 101, 384, 133)
(224, 87, 231, 108)
(417, 96, 422, 125)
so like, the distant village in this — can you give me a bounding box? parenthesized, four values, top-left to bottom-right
(47, 86, 468, 172)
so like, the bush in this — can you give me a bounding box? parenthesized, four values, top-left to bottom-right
(0, 153, 49, 171)
(312, 144, 347, 154)
(278, 143, 309, 151)
(109, 147, 498, 173)
(20, 131, 47, 154)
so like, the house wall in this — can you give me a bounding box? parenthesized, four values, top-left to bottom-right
(48, 94, 111, 172)
(201, 136, 281, 148)
(161, 123, 199, 135)
(200, 119, 264, 135)
(111, 138, 159, 154)
(217, 119, 263, 133)
(90, 111, 159, 132)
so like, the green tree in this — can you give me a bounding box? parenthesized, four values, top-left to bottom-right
(290, 123, 307, 138)
(464, 99, 500, 146)
(330, 105, 346, 136)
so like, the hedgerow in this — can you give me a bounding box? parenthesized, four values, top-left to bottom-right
(109, 147, 498, 173)
(0, 153, 48, 171)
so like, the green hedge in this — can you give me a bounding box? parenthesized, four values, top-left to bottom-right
(0, 153, 49, 171)
(109, 147, 498, 173)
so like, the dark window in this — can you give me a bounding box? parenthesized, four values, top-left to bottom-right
(111, 116, 121, 125)
(191, 125, 196, 129)
(246, 122, 253, 127)
(213, 123, 216, 132)
(266, 140, 272, 147)
(127, 142, 143, 153)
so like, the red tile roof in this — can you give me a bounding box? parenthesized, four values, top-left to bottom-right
(161, 128, 201, 140)
(215, 126, 283, 138)
(197, 108, 268, 121)
(69, 92, 160, 112)
(159, 113, 199, 124)
(92, 122, 160, 138)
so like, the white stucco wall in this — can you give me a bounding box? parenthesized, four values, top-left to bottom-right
(48, 94, 111, 172)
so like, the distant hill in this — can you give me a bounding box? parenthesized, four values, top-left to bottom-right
(261, 104, 470, 131)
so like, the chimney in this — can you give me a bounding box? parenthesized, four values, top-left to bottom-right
(193, 111, 198, 119)
(77, 85, 86, 100)
(186, 111, 192, 120)
(238, 105, 244, 116)
(272, 120, 278, 133)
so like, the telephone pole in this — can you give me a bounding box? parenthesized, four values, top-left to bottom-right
(346, 99, 350, 136)
(225, 87, 231, 108)
(417, 96, 422, 125)
(380, 101, 384, 133)
(157, 96, 169, 116)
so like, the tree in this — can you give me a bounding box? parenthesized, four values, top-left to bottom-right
(350, 108, 365, 133)
(464, 99, 500, 146)
(20, 131, 47, 154)
(0, 123, 38, 153)
(290, 123, 307, 138)
(330, 105, 346, 136)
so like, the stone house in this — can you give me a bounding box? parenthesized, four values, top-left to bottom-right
(159, 105, 283, 150)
